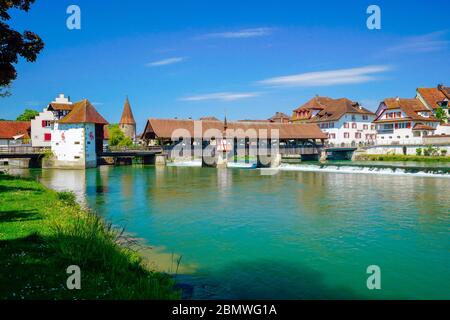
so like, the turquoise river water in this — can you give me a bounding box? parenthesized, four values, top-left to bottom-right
(18, 162, 450, 299)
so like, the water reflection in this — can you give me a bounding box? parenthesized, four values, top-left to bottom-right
(25, 165, 450, 299)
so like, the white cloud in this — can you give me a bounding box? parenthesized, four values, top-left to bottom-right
(199, 28, 274, 39)
(180, 92, 260, 102)
(384, 31, 449, 54)
(146, 57, 187, 67)
(258, 65, 391, 87)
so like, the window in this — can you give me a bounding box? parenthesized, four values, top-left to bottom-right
(363, 124, 368, 130)
(44, 133, 51, 141)
(352, 123, 357, 129)
(74, 141, 80, 145)
(351, 115, 356, 121)
(41, 120, 51, 128)
(355, 133, 361, 139)
(344, 132, 350, 139)
(413, 131, 421, 137)
(371, 125, 375, 130)
(344, 122, 349, 128)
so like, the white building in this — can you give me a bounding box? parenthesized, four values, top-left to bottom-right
(291, 96, 377, 147)
(31, 94, 73, 147)
(373, 98, 440, 145)
(50, 99, 108, 169)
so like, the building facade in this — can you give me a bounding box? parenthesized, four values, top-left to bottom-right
(50, 99, 108, 168)
(31, 94, 73, 147)
(292, 96, 377, 147)
(373, 98, 440, 145)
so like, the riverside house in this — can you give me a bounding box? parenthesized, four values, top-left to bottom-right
(50, 99, 108, 169)
(373, 97, 440, 145)
(416, 84, 450, 121)
(291, 96, 377, 147)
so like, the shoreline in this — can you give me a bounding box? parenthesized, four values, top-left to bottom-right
(0, 172, 180, 300)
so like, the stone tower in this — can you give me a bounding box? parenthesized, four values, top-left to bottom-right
(119, 96, 136, 141)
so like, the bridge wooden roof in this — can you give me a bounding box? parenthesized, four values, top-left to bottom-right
(142, 118, 327, 140)
(0, 121, 31, 139)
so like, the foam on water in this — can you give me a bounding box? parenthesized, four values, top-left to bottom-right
(272, 163, 450, 178)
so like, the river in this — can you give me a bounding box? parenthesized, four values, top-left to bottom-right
(13, 161, 450, 299)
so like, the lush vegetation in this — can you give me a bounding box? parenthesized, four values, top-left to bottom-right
(356, 153, 450, 162)
(16, 108, 39, 121)
(435, 107, 448, 123)
(0, 173, 180, 300)
(108, 124, 133, 147)
(0, 0, 44, 97)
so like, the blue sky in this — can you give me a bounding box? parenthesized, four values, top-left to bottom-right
(1, 0, 450, 131)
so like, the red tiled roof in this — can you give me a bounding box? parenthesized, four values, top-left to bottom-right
(0, 121, 31, 139)
(293, 96, 374, 122)
(142, 118, 327, 140)
(119, 97, 136, 125)
(59, 99, 108, 125)
(374, 98, 440, 123)
(417, 87, 448, 110)
(199, 116, 220, 121)
(269, 112, 290, 122)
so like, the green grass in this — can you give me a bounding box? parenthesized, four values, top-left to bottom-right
(0, 173, 180, 300)
(355, 154, 450, 162)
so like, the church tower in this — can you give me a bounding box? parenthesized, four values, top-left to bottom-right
(119, 96, 136, 141)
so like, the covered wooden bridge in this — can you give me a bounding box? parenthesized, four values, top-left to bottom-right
(141, 118, 327, 166)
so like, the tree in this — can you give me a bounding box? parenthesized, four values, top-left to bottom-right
(16, 108, 39, 121)
(109, 124, 133, 147)
(435, 107, 448, 123)
(1, 0, 44, 96)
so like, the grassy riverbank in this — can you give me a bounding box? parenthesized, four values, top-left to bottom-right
(0, 173, 180, 300)
(355, 154, 450, 162)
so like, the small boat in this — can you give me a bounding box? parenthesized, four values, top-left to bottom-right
(227, 162, 257, 169)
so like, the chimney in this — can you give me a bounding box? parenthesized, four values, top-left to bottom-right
(395, 96, 400, 102)
(438, 84, 444, 91)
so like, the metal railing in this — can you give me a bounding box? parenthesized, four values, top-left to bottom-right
(0, 146, 48, 154)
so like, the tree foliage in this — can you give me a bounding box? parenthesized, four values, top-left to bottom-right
(435, 107, 448, 123)
(16, 108, 38, 121)
(0, 0, 44, 95)
(109, 124, 133, 147)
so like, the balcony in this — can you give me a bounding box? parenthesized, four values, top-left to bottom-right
(377, 129, 394, 134)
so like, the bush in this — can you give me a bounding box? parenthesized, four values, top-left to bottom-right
(416, 148, 422, 156)
(109, 124, 133, 147)
(57, 191, 77, 206)
(441, 149, 448, 156)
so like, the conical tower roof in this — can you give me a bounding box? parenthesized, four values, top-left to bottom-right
(59, 99, 108, 125)
(120, 96, 136, 125)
